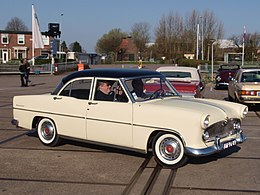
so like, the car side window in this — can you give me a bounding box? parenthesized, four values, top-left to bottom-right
(94, 79, 128, 102)
(59, 79, 92, 100)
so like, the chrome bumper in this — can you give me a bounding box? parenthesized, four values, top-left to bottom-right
(216, 82, 229, 87)
(185, 132, 246, 157)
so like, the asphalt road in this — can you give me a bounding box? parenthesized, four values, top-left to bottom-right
(0, 68, 260, 195)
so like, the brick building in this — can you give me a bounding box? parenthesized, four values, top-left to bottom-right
(117, 36, 139, 61)
(0, 30, 51, 63)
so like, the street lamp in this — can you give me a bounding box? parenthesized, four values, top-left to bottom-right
(211, 39, 217, 81)
(59, 13, 64, 59)
(196, 23, 199, 60)
(200, 16, 204, 61)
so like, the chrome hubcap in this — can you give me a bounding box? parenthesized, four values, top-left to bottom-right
(40, 121, 54, 140)
(159, 138, 181, 161)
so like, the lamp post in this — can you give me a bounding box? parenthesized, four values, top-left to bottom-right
(59, 13, 63, 59)
(211, 39, 217, 81)
(196, 23, 199, 60)
(200, 16, 204, 61)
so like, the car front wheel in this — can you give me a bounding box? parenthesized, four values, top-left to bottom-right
(37, 118, 60, 146)
(152, 133, 188, 168)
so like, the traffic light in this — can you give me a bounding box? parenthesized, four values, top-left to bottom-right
(46, 23, 61, 38)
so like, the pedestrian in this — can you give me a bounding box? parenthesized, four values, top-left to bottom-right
(23, 58, 31, 84)
(19, 59, 27, 87)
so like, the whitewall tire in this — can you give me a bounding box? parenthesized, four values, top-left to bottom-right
(37, 118, 60, 146)
(152, 133, 188, 168)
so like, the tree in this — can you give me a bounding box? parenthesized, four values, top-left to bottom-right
(69, 41, 82, 52)
(61, 41, 68, 52)
(230, 32, 260, 61)
(131, 22, 151, 58)
(95, 28, 126, 62)
(5, 17, 29, 31)
(154, 9, 224, 62)
(155, 12, 184, 61)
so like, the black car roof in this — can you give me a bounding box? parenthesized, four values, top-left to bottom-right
(62, 68, 162, 83)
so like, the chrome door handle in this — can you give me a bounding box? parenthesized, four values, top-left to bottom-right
(53, 97, 62, 100)
(88, 102, 97, 105)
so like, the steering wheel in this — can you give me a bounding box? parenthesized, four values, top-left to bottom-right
(150, 89, 165, 99)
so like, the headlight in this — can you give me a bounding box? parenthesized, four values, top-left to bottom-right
(233, 120, 241, 132)
(201, 114, 210, 129)
(203, 131, 210, 141)
(241, 106, 248, 118)
(216, 76, 221, 82)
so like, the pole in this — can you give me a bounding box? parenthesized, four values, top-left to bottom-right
(241, 26, 246, 67)
(211, 41, 216, 81)
(32, 5, 35, 66)
(59, 13, 63, 59)
(242, 40, 245, 67)
(196, 23, 199, 60)
(201, 16, 204, 61)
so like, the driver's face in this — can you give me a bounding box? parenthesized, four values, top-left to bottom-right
(99, 82, 112, 94)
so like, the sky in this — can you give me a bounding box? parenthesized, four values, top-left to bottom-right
(1, 0, 259, 52)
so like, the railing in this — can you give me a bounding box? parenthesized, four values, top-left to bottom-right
(0, 62, 78, 74)
(1, 62, 259, 75)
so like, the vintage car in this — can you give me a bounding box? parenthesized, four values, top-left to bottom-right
(12, 68, 248, 168)
(156, 66, 204, 98)
(215, 64, 240, 89)
(228, 68, 260, 105)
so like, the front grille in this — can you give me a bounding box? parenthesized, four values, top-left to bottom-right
(204, 119, 240, 142)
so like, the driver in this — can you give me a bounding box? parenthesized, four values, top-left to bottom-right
(94, 80, 114, 101)
(131, 79, 148, 99)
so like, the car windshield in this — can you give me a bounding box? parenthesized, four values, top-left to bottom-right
(124, 76, 180, 102)
(241, 71, 260, 82)
(160, 71, 192, 79)
(220, 65, 239, 70)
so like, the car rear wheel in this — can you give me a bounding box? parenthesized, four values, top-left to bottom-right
(152, 133, 188, 168)
(37, 118, 60, 146)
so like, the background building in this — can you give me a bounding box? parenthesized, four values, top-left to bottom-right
(0, 30, 51, 63)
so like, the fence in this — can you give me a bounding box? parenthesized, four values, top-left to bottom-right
(1, 62, 259, 76)
(0, 62, 78, 74)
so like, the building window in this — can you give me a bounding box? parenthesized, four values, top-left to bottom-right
(1, 34, 9, 44)
(17, 34, 25, 44)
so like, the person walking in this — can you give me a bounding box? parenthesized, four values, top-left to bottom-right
(23, 58, 31, 84)
(19, 59, 27, 87)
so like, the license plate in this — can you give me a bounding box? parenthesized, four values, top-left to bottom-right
(223, 140, 237, 149)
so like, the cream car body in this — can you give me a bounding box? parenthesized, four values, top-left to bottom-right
(12, 68, 248, 168)
(228, 68, 260, 104)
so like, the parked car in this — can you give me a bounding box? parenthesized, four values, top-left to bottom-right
(12, 68, 248, 168)
(228, 68, 260, 105)
(156, 66, 204, 98)
(215, 64, 240, 89)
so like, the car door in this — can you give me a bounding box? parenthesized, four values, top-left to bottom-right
(86, 79, 133, 147)
(52, 78, 93, 139)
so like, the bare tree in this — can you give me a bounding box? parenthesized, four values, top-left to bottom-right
(155, 15, 168, 58)
(155, 12, 184, 60)
(131, 22, 151, 57)
(154, 9, 224, 61)
(5, 17, 29, 31)
(230, 32, 260, 61)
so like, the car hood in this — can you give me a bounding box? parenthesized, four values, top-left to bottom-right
(133, 97, 246, 129)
